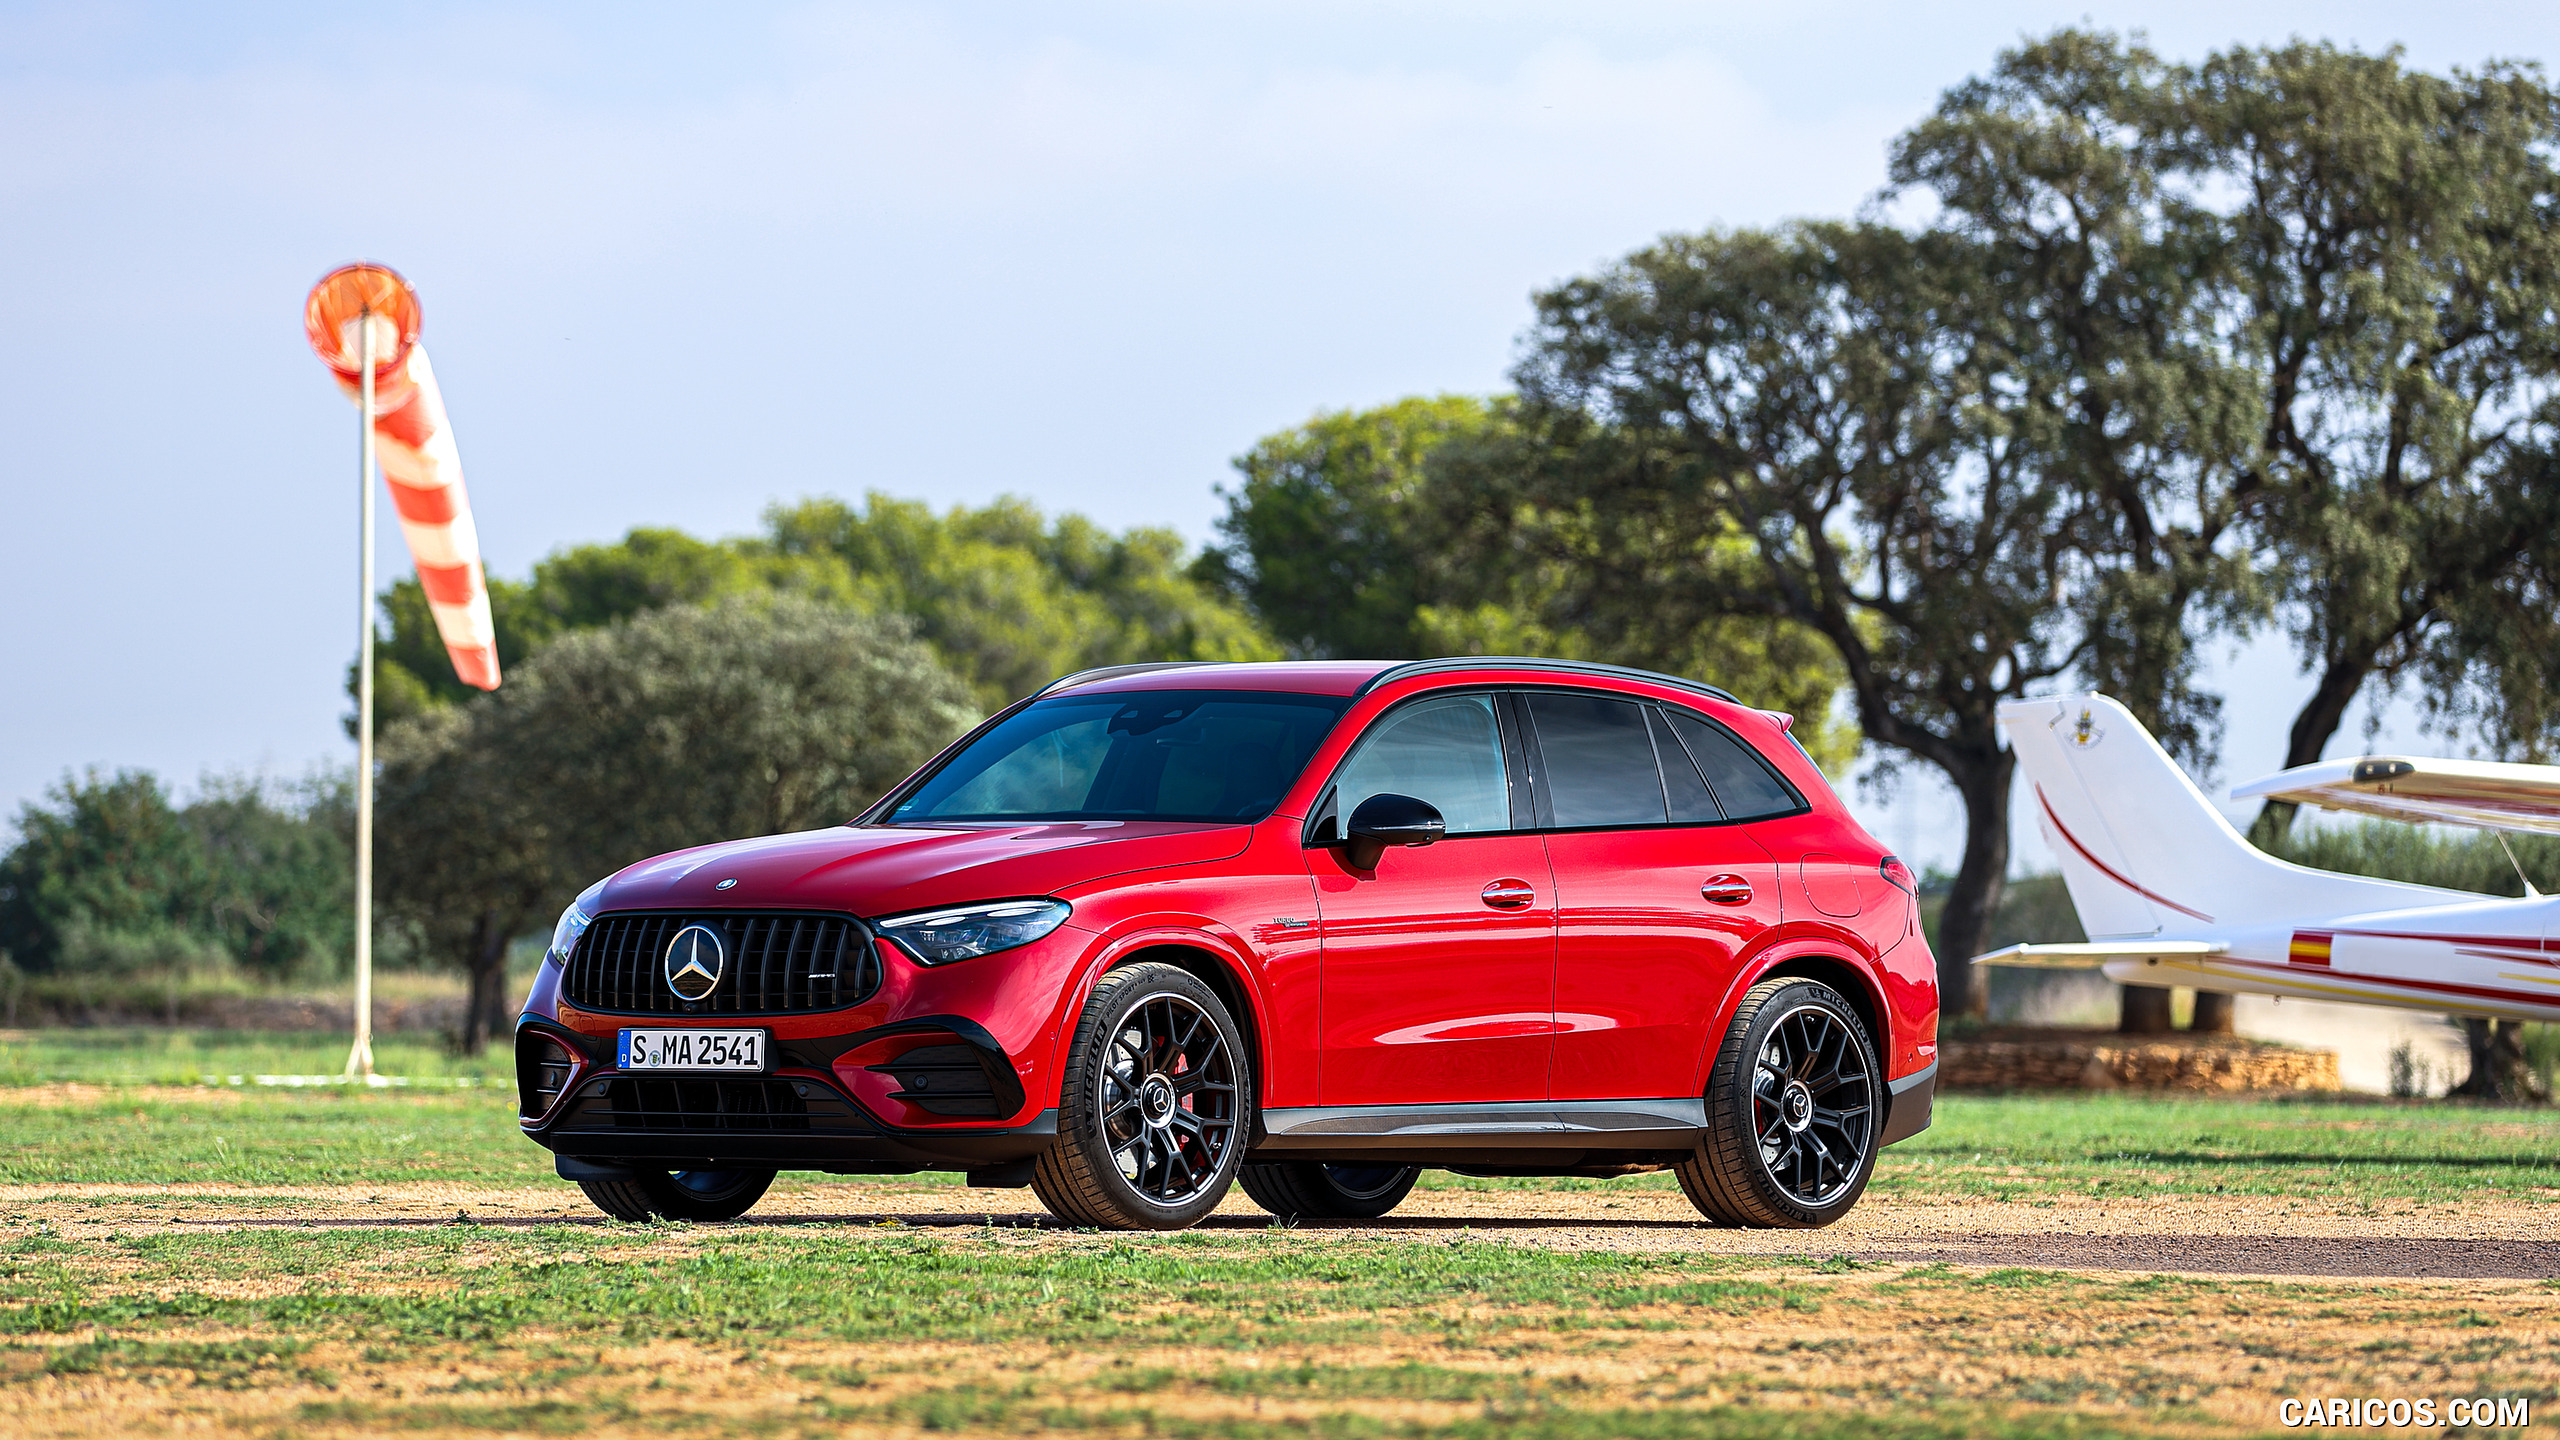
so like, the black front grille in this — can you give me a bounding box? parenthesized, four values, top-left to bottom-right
(563, 911, 880, 1015)
(562, 1076, 869, 1133)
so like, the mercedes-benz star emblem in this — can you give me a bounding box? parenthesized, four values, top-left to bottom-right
(664, 924, 727, 1002)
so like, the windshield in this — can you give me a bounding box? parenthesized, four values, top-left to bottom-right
(888, 689, 1352, 825)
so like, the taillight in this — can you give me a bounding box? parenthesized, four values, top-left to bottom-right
(1878, 856, 1916, 894)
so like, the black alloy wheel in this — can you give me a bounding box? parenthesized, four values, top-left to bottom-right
(1238, 1161, 1421, 1220)
(1677, 977, 1880, 1228)
(577, 1167, 775, 1223)
(1034, 963, 1250, 1230)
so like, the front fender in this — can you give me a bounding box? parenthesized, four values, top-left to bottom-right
(1034, 918, 1285, 1110)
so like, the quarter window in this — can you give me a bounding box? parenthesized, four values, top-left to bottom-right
(1333, 693, 1512, 835)
(1651, 707, 1723, 822)
(1526, 693, 1669, 828)
(1663, 709, 1803, 820)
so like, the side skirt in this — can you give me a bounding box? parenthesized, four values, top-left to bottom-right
(1254, 1098, 1708, 1160)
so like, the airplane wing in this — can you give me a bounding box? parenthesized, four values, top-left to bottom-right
(1971, 940, 2230, 969)
(2229, 754, 2560, 836)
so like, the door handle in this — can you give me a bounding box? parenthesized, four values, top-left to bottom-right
(1481, 879, 1536, 909)
(1701, 874, 1754, 906)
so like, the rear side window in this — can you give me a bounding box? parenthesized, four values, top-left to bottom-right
(1526, 693, 1668, 828)
(1663, 709, 1803, 820)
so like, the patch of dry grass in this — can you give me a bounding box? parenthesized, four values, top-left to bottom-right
(0, 1215, 2549, 1438)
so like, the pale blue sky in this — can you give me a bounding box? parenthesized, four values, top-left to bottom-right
(5, 2, 2553, 870)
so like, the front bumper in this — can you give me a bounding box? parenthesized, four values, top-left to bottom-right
(517, 1013, 1056, 1173)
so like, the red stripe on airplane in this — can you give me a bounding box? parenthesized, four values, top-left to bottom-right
(2035, 787, 2216, 923)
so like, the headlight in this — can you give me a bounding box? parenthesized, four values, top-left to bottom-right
(875, 899, 1071, 965)
(547, 901, 594, 964)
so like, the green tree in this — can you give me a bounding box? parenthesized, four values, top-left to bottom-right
(0, 771, 351, 985)
(0, 771, 204, 974)
(2176, 44, 2560, 788)
(490, 595, 978, 880)
(366, 527, 858, 727)
(2422, 486, 2560, 760)
(1910, 34, 2560, 818)
(1504, 32, 2560, 1029)
(1513, 220, 2085, 1017)
(180, 775, 352, 979)
(1891, 31, 2261, 775)
(375, 597, 979, 1051)
(1197, 395, 1496, 661)
(1890, 32, 2264, 1034)
(373, 497, 1274, 724)
(374, 707, 562, 1053)
(1198, 397, 1861, 771)
(763, 492, 1277, 709)
(1895, 34, 2560, 1030)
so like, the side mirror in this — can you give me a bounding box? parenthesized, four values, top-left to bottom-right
(1343, 792, 1444, 870)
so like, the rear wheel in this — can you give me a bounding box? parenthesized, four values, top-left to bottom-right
(577, 1167, 775, 1222)
(1239, 1162, 1420, 1220)
(1676, 978, 1880, 1228)
(1033, 962, 1250, 1230)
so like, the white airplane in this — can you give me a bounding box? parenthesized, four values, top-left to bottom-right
(1973, 693, 2560, 1024)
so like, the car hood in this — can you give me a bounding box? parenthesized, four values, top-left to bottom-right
(589, 820, 1255, 919)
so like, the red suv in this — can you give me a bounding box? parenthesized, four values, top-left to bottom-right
(517, 659, 1939, 1230)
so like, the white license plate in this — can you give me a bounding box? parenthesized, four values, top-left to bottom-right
(617, 1029, 768, 1072)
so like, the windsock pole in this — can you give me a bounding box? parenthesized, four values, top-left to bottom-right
(305, 262, 492, 1074)
(347, 314, 377, 1081)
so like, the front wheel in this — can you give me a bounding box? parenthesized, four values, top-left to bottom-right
(1676, 978, 1880, 1228)
(1033, 962, 1251, 1230)
(578, 1168, 775, 1222)
(1239, 1162, 1420, 1220)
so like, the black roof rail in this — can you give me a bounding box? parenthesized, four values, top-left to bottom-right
(1033, 661, 1217, 698)
(1354, 656, 1742, 705)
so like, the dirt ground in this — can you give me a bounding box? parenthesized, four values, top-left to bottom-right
(8, 1178, 2555, 1280)
(4, 1180, 2556, 1436)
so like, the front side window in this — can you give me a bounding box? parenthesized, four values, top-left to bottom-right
(1331, 692, 1512, 835)
(889, 690, 1350, 824)
(1527, 692, 1669, 828)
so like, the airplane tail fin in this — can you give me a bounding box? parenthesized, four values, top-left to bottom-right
(1998, 695, 2455, 940)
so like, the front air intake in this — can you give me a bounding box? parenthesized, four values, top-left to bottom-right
(517, 1031, 579, 1119)
(561, 911, 881, 1016)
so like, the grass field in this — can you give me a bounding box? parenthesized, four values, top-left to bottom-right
(0, 1027, 511, 1086)
(0, 1033, 2553, 1437)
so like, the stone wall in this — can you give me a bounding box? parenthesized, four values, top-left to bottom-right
(1942, 1026, 2341, 1093)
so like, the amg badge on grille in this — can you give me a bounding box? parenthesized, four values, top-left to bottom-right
(663, 925, 727, 1001)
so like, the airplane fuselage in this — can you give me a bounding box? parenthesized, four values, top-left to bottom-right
(2105, 893, 2560, 1025)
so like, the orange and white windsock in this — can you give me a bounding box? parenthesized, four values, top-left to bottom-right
(303, 264, 501, 691)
